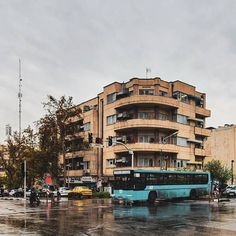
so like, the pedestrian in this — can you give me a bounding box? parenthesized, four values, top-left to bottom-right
(50, 189, 55, 203)
(96, 179, 102, 192)
(0, 186, 4, 197)
(56, 188, 61, 202)
(46, 188, 50, 202)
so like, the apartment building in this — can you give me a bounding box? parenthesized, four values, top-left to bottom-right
(205, 124, 236, 184)
(61, 77, 211, 183)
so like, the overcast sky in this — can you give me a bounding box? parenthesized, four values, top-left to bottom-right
(0, 0, 236, 143)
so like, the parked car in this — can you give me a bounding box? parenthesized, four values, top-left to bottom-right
(59, 187, 70, 197)
(68, 186, 92, 199)
(0, 188, 9, 197)
(224, 186, 236, 197)
(9, 188, 24, 197)
(9, 189, 17, 197)
(26, 189, 32, 198)
(223, 185, 236, 196)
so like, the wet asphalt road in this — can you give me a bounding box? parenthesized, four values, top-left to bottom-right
(0, 198, 236, 235)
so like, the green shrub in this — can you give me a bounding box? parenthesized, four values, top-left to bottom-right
(92, 191, 111, 198)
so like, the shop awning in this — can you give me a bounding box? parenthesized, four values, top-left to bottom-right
(187, 117, 204, 123)
(187, 161, 203, 165)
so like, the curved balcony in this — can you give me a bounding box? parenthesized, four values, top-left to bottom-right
(113, 143, 179, 154)
(195, 127, 211, 137)
(195, 148, 206, 157)
(114, 119, 179, 131)
(115, 95, 179, 109)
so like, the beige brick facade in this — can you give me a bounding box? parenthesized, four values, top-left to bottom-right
(205, 125, 236, 183)
(62, 77, 211, 182)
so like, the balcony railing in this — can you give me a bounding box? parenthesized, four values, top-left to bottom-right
(115, 95, 179, 109)
(195, 127, 211, 137)
(114, 118, 179, 131)
(113, 142, 179, 154)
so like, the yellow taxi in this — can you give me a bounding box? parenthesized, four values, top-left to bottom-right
(68, 186, 92, 199)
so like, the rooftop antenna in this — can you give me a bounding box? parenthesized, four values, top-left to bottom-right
(18, 59, 22, 140)
(18, 59, 27, 201)
(146, 67, 151, 79)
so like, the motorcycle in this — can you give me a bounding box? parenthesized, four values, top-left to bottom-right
(29, 191, 40, 206)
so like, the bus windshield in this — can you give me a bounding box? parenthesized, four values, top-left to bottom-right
(113, 175, 134, 190)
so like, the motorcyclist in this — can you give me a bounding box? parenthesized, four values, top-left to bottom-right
(30, 187, 40, 206)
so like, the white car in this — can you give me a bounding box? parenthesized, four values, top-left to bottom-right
(9, 189, 17, 196)
(26, 189, 32, 197)
(226, 186, 236, 197)
(59, 187, 70, 197)
(223, 185, 236, 196)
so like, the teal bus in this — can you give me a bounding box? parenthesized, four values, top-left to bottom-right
(112, 169, 211, 204)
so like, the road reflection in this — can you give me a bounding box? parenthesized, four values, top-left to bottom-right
(1, 199, 236, 235)
(113, 202, 210, 220)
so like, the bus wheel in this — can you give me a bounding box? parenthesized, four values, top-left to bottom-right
(148, 191, 157, 205)
(190, 189, 197, 200)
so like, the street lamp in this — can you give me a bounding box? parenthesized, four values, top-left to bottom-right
(160, 131, 178, 170)
(66, 163, 71, 188)
(231, 160, 234, 185)
(115, 141, 134, 169)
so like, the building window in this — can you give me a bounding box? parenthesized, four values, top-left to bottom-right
(177, 137, 189, 147)
(158, 112, 168, 120)
(177, 114, 189, 125)
(83, 122, 91, 131)
(139, 135, 154, 143)
(107, 92, 117, 104)
(83, 161, 90, 170)
(173, 91, 189, 103)
(107, 114, 117, 125)
(138, 112, 154, 119)
(137, 158, 153, 167)
(139, 89, 154, 95)
(159, 90, 168, 96)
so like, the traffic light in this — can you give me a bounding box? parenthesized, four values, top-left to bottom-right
(88, 133, 93, 144)
(95, 137, 102, 144)
(108, 136, 113, 146)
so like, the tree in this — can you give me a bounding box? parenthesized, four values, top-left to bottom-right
(39, 95, 83, 186)
(0, 131, 29, 189)
(204, 160, 232, 185)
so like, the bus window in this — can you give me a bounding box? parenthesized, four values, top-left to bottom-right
(146, 173, 157, 185)
(168, 174, 177, 184)
(176, 174, 186, 184)
(113, 175, 133, 190)
(186, 174, 193, 184)
(156, 173, 164, 184)
(202, 174, 208, 184)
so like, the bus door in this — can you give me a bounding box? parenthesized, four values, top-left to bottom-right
(133, 172, 146, 190)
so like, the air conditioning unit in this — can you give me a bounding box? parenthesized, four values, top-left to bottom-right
(83, 169, 90, 174)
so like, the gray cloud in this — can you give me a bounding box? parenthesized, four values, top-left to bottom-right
(1, 0, 236, 142)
